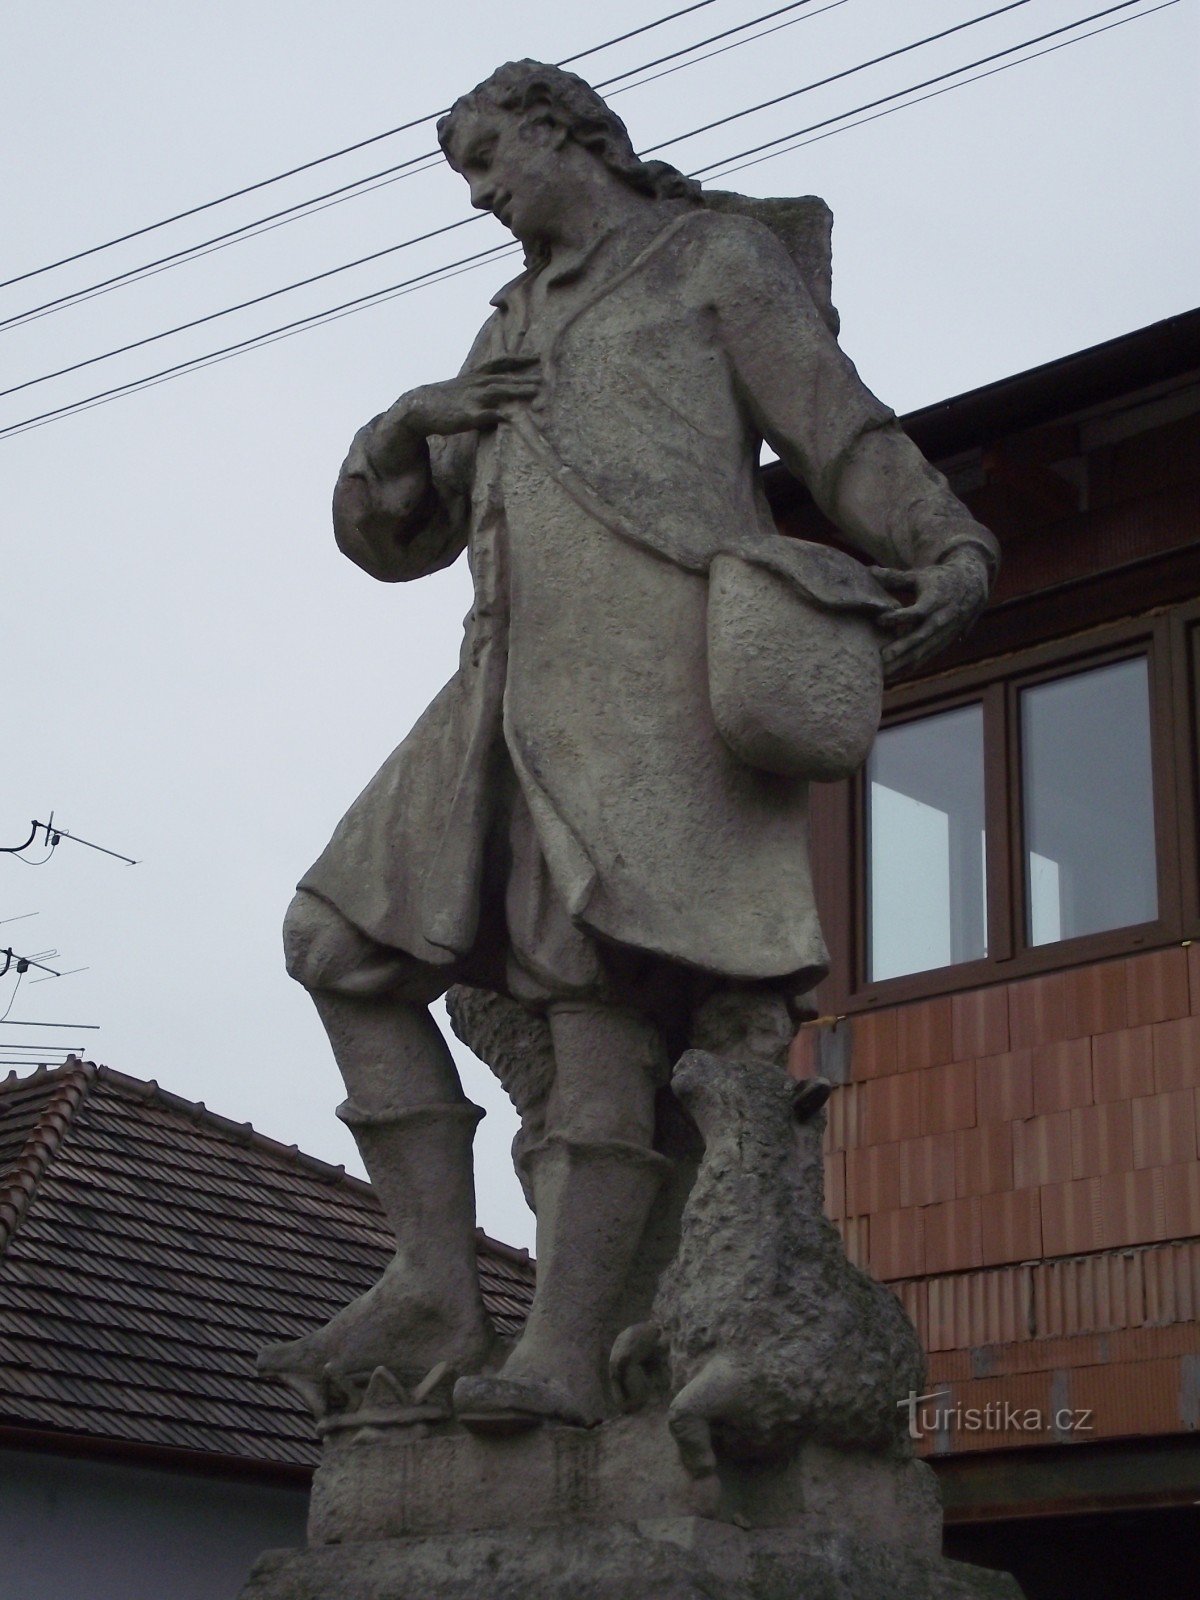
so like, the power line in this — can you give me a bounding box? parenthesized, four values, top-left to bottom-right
(0, 243, 520, 438)
(1, 1, 830, 335)
(607, 0, 846, 99)
(0, 1019, 100, 1028)
(603, 0, 836, 92)
(692, 0, 1156, 173)
(700, 0, 1180, 180)
(0, 0, 1173, 442)
(0, 2, 1156, 439)
(0, 0, 723, 292)
(0, 215, 485, 400)
(0, 1, 1047, 401)
(641, 0, 1039, 155)
(0, 245, 522, 440)
(0, 1042, 89, 1053)
(0, 151, 444, 336)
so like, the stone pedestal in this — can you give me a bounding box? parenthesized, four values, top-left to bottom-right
(239, 1409, 1022, 1599)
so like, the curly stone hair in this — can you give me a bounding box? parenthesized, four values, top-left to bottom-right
(437, 58, 703, 205)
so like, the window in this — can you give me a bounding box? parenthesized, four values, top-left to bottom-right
(867, 705, 986, 982)
(1020, 658, 1158, 945)
(828, 607, 1200, 1008)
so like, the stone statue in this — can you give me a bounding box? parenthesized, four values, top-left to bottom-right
(610, 1053, 924, 1515)
(244, 56, 1030, 1600)
(259, 58, 998, 1440)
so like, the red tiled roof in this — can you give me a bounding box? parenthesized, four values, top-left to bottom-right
(0, 1059, 534, 1469)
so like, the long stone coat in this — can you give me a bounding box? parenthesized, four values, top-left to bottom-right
(300, 206, 997, 990)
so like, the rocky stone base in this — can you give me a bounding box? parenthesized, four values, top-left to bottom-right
(303, 1408, 943, 1548)
(237, 1411, 1022, 1598)
(241, 1516, 1022, 1600)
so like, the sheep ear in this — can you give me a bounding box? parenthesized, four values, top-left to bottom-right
(792, 1076, 831, 1123)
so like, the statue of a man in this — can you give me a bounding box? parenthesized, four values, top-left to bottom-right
(262, 61, 997, 1428)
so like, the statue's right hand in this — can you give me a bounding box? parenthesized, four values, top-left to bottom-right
(376, 355, 542, 458)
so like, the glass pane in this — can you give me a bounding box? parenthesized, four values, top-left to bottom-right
(1022, 657, 1157, 946)
(867, 704, 987, 982)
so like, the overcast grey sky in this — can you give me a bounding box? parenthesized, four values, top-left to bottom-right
(3, 0, 1197, 1250)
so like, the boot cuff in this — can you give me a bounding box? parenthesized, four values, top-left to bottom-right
(516, 1133, 671, 1186)
(336, 1098, 485, 1131)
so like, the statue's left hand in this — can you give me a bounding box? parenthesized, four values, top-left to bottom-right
(871, 546, 990, 680)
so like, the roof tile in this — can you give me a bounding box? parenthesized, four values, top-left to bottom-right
(0, 1061, 534, 1468)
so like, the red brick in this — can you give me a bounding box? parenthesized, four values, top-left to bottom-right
(951, 987, 1009, 1061)
(1009, 971, 1072, 1050)
(923, 1195, 984, 1273)
(1031, 1037, 1093, 1115)
(824, 1151, 846, 1220)
(980, 1187, 1042, 1267)
(867, 1206, 924, 1281)
(1189, 941, 1200, 1014)
(1106, 1324, 1200, 1363)
(895, 997, 954, 1071)
(860, 1074, 922, 1145)
(927, 1349, 972, 1384)
(849, 1008, 898, 1080)
(837, 1215, 870, 1270)
(976, 1048, 1033, 1123)
(1062, 961, 1129, 1040)
(1152, 1015, 1200, 1092)
(915, 1370, 1054, 1456)
(1013, 1111, 1074, 1187)
(1161, 1161, 1200, 1237)
(1070, 1355, 1185, 1439)
(921, 1059, 977, 1135)
(1092, 1026, 1155, 1103)
(825, 1083, 862, 1152)
(1096, 1167, 1169, 1249)
(788, 1027, 816, 1079)
(982, 1330, 1109, 1376)
(1125, 948, 1190, 1028)
(1070, 1100, 1134, 1179)
(894, 1279, 926, 1346)
(924, 1265, 1032, 1351)
(955, 1121, 1014, 1197)
(846, 1141, 902, 1214)
(1135, 1245, 1192, 1328)
(898, 1132, 957, 1208)
(1131, 1089, 1198, 1170)
(1040, 1176, 1102, 1257)
(1034, 1249, 1148, 1337)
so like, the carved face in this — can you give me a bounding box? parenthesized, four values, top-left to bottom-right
(444, 106, 569, 246)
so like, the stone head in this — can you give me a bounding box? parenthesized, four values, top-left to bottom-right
(670, 1049, 831, 1145)
(437, 60, 699, 245)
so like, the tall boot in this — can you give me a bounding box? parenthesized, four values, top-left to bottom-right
(257, 1099, 494, 1389)
(454, 1135, 669, 1428)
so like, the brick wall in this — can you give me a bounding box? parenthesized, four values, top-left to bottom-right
(791, 947, 1200, 1456)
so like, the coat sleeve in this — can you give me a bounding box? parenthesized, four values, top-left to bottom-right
(331, 314, 501, 583)
(710, 216, 998, 576)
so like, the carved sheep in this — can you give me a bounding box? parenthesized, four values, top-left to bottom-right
(612, 1049, 925, 1504)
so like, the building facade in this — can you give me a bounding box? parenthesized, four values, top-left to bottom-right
(785, 309, 1200, 1597)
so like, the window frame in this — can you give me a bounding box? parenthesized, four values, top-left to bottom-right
(835, 608, 1194, 1014)
(1168, 597, 1200, 933)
